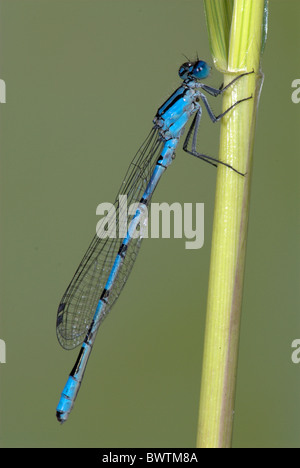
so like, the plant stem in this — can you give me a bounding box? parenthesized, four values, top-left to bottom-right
(197, 0, 266, 448)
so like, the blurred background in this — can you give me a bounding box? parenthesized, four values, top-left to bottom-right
(0, 0, 299, 448)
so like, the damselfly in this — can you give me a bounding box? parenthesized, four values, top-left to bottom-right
(56, 59, 253, 423)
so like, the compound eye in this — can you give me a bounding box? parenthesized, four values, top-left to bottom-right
(178, 62, 193, 80)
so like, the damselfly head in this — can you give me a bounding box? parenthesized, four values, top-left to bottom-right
(178, 60, 211, 81)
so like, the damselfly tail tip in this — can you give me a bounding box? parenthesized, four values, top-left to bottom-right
(56, 410, 67, 424)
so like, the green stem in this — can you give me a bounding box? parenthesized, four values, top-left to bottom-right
(197, 0, 266, 448)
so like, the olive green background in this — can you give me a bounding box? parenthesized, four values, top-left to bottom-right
(0, 0, 299, 448)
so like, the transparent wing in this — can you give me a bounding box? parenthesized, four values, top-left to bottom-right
(56, 128, 163, 349)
